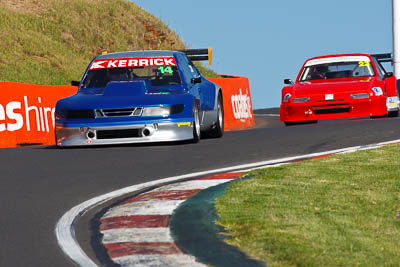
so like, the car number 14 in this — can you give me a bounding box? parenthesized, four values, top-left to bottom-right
(158, 66, 173, 74)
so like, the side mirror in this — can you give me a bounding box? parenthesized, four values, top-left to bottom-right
(71, 81, 80, 86)
(384, 72, 394, 79)
(191, 77, 202, 84)
(284, 79, 294, 85)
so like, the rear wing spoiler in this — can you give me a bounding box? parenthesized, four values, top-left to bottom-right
(180, 47, 213, 65)
(371, 53, 392, 63)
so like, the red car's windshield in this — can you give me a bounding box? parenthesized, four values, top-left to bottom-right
(300, 60, 375, 82)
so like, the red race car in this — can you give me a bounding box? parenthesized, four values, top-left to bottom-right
(280, 53, 399, 125)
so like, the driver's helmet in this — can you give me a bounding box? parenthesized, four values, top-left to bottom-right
(315, 65, 329, 74)
(108, 68, 128, 81)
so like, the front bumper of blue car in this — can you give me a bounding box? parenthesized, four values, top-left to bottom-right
(55, 119, 194, 146)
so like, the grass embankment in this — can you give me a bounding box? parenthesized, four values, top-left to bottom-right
(216, 145, 400, 266)
(0, 0, 217, 85)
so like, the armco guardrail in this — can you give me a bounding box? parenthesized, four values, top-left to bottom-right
(0, 77, 254, 148)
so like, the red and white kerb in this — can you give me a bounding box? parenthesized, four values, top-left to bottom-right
(89, 57, 177, 70)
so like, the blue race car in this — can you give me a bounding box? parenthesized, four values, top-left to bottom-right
(55, 49, 224, 146)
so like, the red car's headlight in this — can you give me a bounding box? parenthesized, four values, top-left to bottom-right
(350, 93, 369, 99)
(142, 104, 184, 117)
(292, 97, 310, 103)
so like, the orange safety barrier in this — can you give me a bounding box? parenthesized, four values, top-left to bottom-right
(0, 77, 254, 148)
(208, 76, 255, 131)
(0, 82, 77, 148)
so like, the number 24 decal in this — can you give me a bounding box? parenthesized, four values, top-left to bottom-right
(358, 61, 370, 67)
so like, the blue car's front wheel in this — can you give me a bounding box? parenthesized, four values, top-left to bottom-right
(192, 103, 200, 143)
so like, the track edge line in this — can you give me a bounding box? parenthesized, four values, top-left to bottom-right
(55, 138, 400, 266)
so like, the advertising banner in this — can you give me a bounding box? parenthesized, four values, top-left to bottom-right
(209, 76, 255, 131)
(0, 82, 76, 148)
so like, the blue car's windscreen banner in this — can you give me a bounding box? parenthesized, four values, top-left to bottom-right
(89, 57, 177, 70)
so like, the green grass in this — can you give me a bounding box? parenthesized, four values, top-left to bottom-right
(0, 0, 218, 85)
(215, 145, 400, 267)
(196, 63, 220, 78)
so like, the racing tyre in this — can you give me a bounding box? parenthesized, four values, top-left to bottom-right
(54, 132, 61, 148)
(284, 120, 317, 126)
(206, 92, 224, 138)
(192, 103, 201, 143)
(388, 110, 399, 117)
(284, 121, 296, 126)
(370, 115, 386, 119)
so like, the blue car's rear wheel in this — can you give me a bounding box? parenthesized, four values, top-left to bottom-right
(206, 92, 224, 138)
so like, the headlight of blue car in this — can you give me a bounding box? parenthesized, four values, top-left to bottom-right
(142, 104, 184, 117)
(55, 109, 95, 120)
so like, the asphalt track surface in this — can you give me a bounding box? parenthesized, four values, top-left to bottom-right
(2, 108, 400, 266)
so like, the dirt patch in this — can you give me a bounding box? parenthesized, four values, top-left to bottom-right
(254, 116, 270, 128)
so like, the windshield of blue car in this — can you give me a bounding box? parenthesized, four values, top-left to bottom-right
(300, 61, 375, 81)
(80, 66, 182, 89)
